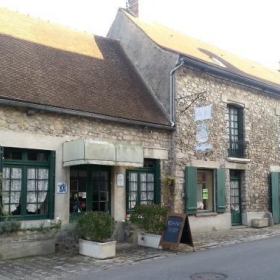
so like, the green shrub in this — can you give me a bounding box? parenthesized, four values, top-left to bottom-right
(77, 212, 115, 243)
(0, 221, 21, 234)
(130, 204, 168, 235)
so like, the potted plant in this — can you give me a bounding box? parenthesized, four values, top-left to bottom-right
(130, 204, 168, 249)
(77, 212, 116, 259)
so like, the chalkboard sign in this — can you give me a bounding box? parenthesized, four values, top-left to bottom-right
(160, 213, 194, 250)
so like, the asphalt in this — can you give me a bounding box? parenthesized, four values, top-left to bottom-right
(69, 235, 280, 280)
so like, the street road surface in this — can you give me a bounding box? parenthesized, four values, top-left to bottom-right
(69, 235, 280, 280)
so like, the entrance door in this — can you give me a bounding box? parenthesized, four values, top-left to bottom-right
(230, 170, 242, 225)
(70, 165, 110, 220)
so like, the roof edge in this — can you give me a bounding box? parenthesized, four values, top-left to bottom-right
(0, 98, 174, 131)
(180, 56, 280, 96)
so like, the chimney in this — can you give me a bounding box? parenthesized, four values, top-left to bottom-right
(126, 0, 139, 17)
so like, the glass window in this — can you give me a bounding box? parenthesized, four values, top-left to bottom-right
(197, 170, 213, 212)
(126, 159, 159, 213)
(228, 105, 244, 157)
(1, 148, 53, 220)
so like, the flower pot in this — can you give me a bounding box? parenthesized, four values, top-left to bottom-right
(79, 239, 116, 259)
(138, 233, 162, 249)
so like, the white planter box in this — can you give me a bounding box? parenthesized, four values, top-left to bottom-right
(138, 233, 162, 249)
(252, 218, 269, 228)
(79, 239, 116, 259)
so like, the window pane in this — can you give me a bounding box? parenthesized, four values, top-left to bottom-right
(141, 182, 147, 191)
(197, 170, 213, 211)
(141, 192, 147, 200)
(130, 182, 137, 191)
(147, 192, 154, 200)
(27, 180, 36, 191)
(11, 180, 21, 191)
(147, 174, 154, 182)
(147, 183, 154, 191)
(28, 152, 48, 162)
(129, 173, 137, 181)
(11, 168, 22, 179)
(3, 168, 10, 178)
(140, 173, 147, 182)
(38, 169, 48, 179)
(28, 168, 36, 179)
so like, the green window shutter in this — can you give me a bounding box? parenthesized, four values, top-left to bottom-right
(271, 172, 280, 224)
(154, 159, 161, 204)
(185, 166, 197, 215)
(216, 169, 226, 213)
(48, 151, 56, 219)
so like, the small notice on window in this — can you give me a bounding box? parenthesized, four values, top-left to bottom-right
(194, 104, 212, 122)
(203, 189, 208, 200)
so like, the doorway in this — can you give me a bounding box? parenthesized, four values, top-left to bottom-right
(230, 170, 242, 225)
(69, 165, 111, 220)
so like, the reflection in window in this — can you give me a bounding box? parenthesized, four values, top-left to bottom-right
(197, 170, 213, 212)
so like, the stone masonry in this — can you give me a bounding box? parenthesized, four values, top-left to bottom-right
(172, 66, 280, 215)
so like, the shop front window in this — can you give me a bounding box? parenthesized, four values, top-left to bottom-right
(197, 170, 213, 212)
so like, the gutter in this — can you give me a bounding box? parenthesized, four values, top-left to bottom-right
(0, 98, 175, 131)
(170, 60, 184, 126)
(180, 56, 280, 97)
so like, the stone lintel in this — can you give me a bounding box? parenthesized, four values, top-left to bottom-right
(227, 157, 251, 164)
(143, 147, 168, 160)
(190, 159, 221, 169)
(225, 161, 247, 170)
(221, 93, 249, 108)
(270, 166, 280, 172)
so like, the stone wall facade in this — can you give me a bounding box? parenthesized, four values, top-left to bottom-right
(172, 66, 280, 226)
(0, 105, 172, 226)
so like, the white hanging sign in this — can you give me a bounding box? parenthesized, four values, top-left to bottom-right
(195, 104, 213, 122)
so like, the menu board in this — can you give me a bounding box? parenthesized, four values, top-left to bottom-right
(160, 213, 194, 250)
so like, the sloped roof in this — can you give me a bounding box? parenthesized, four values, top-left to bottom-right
(0, 8, 170, 127)
(123, 10, 280, 90)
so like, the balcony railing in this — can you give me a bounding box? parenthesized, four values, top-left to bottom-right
(228, 140, 246, 158)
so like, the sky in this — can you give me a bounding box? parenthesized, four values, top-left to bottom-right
(0, 0, 279, 70)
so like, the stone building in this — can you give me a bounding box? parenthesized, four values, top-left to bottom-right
(0, 8, 173, 236)
(108, 8, 280, 231)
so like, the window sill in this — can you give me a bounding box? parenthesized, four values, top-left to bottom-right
(196, 212, 218, 217)
(227, 157, 251, 164)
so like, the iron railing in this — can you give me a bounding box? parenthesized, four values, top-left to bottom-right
(228, 140, 247, 158)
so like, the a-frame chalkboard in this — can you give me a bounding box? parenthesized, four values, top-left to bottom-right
(159, 213, 194, 251)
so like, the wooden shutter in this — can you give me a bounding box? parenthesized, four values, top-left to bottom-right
(48, 150, 56, 219)
(216, 169, 226, 213)
(271, 172, 280, 224)
(185, 166, 197, 215)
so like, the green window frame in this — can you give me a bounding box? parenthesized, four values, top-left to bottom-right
(0, 147, 55, 221)
(126, 159, 161, 213)
(185, 167, 226, 215)
(69, 165, 111, 216)
(228, 104, 244, 158)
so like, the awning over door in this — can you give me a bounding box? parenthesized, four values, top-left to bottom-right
(63, 139, 144, 167)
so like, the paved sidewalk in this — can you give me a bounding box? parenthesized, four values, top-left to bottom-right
(1, 225, 280, 280)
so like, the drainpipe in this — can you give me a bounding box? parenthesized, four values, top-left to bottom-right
(169, 60, 184, 126)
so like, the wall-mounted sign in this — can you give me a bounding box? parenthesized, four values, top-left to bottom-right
(196, 124, 209, 143)
(195, 104, 213, 122)
(117, 174, 124, 187)
(57, 182, 67, 194)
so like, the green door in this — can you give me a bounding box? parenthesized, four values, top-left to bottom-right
(230, 170, 242, 225)
(70, 165, 111, 221)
